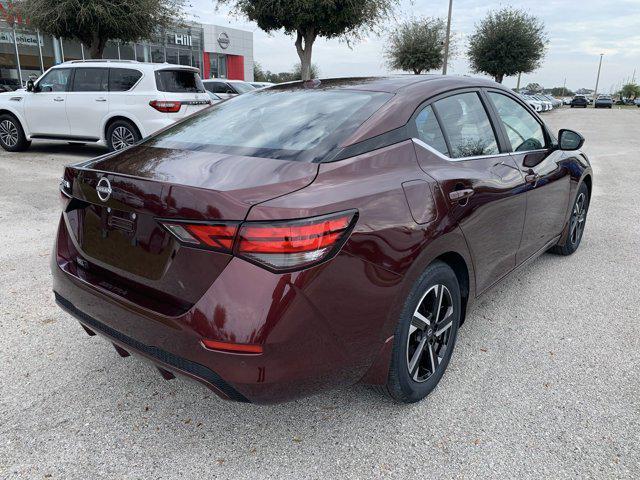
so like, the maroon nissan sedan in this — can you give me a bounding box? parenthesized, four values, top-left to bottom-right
(52, 76, 592, 404)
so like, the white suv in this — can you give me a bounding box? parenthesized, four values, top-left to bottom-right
(0, 60, 212, 152)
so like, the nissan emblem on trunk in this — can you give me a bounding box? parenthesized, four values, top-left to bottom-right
(96, 177, 112, 202)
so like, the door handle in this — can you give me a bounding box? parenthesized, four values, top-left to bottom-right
(53, 97, 64, 102)
(449, 188, 475, 203)
(95, 97, 107, 102)
(525, 171, 540, 186)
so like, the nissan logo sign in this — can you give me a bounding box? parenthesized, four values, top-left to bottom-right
(217, 32, 230, 49)
(96, 177, 112, 202)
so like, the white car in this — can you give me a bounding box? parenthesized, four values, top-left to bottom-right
(202, 79, 256, 99)
(0, 60, 211, 152)
(519, 94, 543, 113)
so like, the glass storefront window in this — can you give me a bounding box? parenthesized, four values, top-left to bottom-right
(210, 54, 226, 79)
(135, 44, 150, 62)
(0, 20, 206, 87)
(179, 50, 190, 66)
(150, 45, 164, 63)
(40, 34, 57, 71)
(120, 43, 135, 60)
(14, 26, 42, 80)
(102, 41, 119, 60)
(61, 38, 83, 61)
(166, 47, 179, 65)
(0, 24, 20, 89)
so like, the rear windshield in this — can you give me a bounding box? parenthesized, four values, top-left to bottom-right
(145, 88, 392, 162)
(155, 70, 204, 93)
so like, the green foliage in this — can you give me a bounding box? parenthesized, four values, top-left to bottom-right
(254, 62, 320, 83)
(619, 82, 640, 99)
(15, 0, 187, 58)
(219, 0, 398, 80)
(525, 82, 542, 92)
(550, 86, 574, 97)
(385, 17, 447, 75)
(467, 7, 547, 83)
(291, 62, 320, 80)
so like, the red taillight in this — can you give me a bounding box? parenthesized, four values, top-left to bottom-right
(236, 211, 356, 271)
(201, 339, 263, 354)
(160, 210, 357, 271)
(149, 100, 182, 113)
(162, 222, 239, 252)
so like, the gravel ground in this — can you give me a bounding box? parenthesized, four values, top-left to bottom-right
(0, 109, 638, 479)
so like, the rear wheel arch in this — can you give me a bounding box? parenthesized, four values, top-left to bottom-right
(104, 115, 142, 142)
(359, 244, 473, 387)
(433, 251, 470, 325)
(582, 174, 593, 201)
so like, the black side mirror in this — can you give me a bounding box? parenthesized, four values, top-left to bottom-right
(26, 79, 34, 92)
(558, 129, 585, 151)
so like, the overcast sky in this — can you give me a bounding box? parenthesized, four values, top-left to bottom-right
(191, 0, 640, 92)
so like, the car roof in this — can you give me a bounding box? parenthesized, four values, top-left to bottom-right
(267, 75, 510, 146)
(53, 60, 199, 72)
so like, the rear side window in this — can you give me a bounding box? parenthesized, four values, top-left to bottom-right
(414, 105, 448, 156)
(488, 92, 546, 152)
(109, 68, 142, 91)
(155, 70, 204, 93)
(71, 68, 108, 92)
(146, 89, 392, 162)
(434, 92, 499, 158)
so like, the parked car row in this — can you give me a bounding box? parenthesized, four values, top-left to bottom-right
(518, 93, 562, 112)
(0, 60, 264, 153)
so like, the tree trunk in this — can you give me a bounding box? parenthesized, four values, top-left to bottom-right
(495, 73, 504, 83)
(295, 28, 316, 80)
(413, 68, 423, 75)
(88, 31, 106, 59)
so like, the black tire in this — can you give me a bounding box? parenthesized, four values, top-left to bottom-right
(550, 182, 590, 256)
(106, 119, 140, 152)
(0, 114, 30, 152)
(384, 261, 461, 403)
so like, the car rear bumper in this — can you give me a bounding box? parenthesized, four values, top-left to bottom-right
(51, 218, 403, 403)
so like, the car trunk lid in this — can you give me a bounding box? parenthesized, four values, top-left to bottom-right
(60, 145, 318, 313)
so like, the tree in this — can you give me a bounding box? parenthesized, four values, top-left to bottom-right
(467, 7, 547, 83)
(619, 82, 640, 100)
(550, 86, 574, 97)
(218, 0, 398, 81)
(291, 62, 320, 80)
(524, 82, 543, 93)
(15, 0, 186, 59)
(385, 17, 448, 74)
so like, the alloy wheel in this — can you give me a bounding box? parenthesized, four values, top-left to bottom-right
(569, 192, 587, 245)
(111, 126, 136, 150)
(406, 284, 454, 382)
(0, 120, 18, 147)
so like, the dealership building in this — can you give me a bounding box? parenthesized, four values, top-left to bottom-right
(0, 7, 254, 89)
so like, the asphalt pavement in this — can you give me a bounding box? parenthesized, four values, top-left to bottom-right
(0, 108, 638, 479)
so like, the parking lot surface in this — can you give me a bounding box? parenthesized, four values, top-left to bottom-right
(1, 108, 638, 479)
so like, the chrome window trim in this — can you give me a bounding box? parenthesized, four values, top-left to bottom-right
(412, 137, 513, 162)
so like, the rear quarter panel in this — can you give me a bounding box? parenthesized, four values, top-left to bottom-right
(246, 140, 475, 358)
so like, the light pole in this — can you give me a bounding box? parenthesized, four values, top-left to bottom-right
(593, 53, 604, 104)
(442, 0, 453, 75)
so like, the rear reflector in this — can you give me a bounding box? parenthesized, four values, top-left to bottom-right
(201, 339, 263, 354)
(160, 210, 357, 272)
(149, 100, 182, 112)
